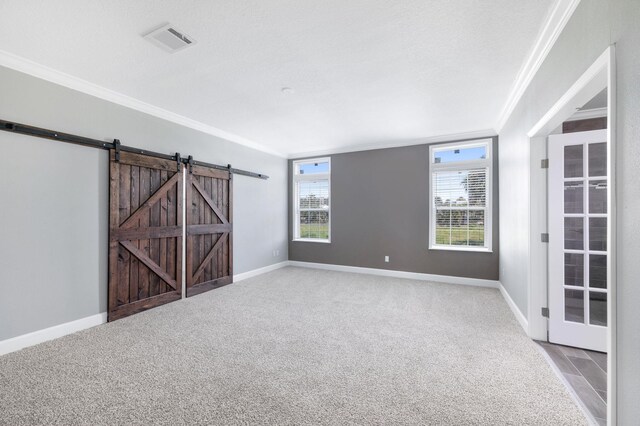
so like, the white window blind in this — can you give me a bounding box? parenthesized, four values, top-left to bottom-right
(429, 140, 492, 251)
(293, 158, 331, 242)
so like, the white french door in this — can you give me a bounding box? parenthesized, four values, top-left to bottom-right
(548, 129, 608, 352)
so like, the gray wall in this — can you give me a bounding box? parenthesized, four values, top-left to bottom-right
(0, 65, 288, 341)
(498, 0, 640, 421)
(288, 138, 499, 280)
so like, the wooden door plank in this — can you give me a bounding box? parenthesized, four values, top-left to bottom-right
(176, 167, 183, 294)
(120, 172, 181, 229)
(199, 175, 206, 284)
(138, 166, 150, 299)
(118, 164, 131, 226)
(223, 177, 229, 278)
(191, 164, 230, 180)
(212, 176, 219, 279)
(120, 241, 178, 290)
(149, 169, 161, 297)
(159, 170, 168, 294)
(117, 151, 178, 171)
(186, 224, 232, 235)
(129, 166, 140, 303)
(109, 291, 182, 322)
(228, 173, 233, 279)
(186, 275, 232, 298)
(203, 176, 212, 283)
(190, 174, 201, 286)
(108, 156, 120, 314)
(108, 242, 119, 314)
(184, 172, 193, 287)
(110, 226, 182, 241)
(192, 178, 229, 224)
(191, 233, 228, 284)
(117, 245, 130, 305)
(220, 178, 225, 278)
(117, 164, 131, 304)
(167, 175, 176, 286)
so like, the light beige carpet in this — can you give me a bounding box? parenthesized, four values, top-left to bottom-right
(0, 267, 586, 425)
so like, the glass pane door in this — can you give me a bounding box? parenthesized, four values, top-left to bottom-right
(562, 141, 608, 327)
(548, 129, 608, 352)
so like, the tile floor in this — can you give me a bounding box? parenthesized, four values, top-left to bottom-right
(538, 341, 607, 425)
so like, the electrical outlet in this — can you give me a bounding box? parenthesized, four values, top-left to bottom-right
(276, 249, 280, 257)
(384, 256, 389, 263)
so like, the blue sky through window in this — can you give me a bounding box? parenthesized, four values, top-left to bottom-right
(434, 146, 486, 164)
(298, 161, 330, 174)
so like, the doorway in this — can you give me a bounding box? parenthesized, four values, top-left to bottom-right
(527, 47, 615, 425)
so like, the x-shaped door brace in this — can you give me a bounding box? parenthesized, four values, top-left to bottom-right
(112, 166, 231, 293)
(187, 176, 231, 285)
(113, 171, 182, 291)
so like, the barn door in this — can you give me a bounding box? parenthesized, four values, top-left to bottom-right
(186, 164, 233, 297)
(109, 151, 183, 321)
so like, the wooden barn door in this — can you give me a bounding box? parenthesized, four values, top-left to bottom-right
(186, 164, 233, 297)
(109, 151, 183, 321)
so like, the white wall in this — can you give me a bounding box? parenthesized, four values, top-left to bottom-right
(0, 65, 288, 341)
(498, 0, 640, 421)
(499, 0, 611, 317)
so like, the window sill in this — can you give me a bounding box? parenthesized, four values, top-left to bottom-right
(429, 245, 492, 253)
(293, 238, 331, 244)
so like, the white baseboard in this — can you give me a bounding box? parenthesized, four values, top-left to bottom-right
(0, 263, 526, 356)
(233, 261, 289, 282)
(0, 312, 107, 356)
(0, 261, 288, 357)
(288, 261, 500, 288)
(290, 261, 529, 334)
(499, 283, 529, 333)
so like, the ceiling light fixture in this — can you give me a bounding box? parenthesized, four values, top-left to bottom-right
(281, 87, 295, 95)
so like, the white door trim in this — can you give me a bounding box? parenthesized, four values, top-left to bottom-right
(527, 45, 616, 426)
(528, 135, 548, 341)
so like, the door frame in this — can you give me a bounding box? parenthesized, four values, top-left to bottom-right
(527, 46, 616, 425)
(547, 129, 608, 352)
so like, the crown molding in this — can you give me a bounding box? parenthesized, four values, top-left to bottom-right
(0, 49, 285, 158)
(566, 107, 607, 121)
(288, 129, 497, 159)
(495, 0, 582, 132)
(527, 46, 609, 138)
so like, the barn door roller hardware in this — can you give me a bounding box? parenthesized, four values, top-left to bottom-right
(0, 119, 269, 180)
(175, 152, 182, 171)
(187, 155, 194, 174)
(113, 139, 121, 162)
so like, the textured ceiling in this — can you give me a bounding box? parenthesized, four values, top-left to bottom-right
(0, 0, 555, 156)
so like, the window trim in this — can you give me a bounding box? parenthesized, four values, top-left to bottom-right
(428, 139, 493, 252)
(292, 157, 331, 243)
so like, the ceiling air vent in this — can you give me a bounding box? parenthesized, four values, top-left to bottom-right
(144, 24, 196, 53)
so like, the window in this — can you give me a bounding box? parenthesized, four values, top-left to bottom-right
(429, 139, 492, 251)
(293, 157, 331, 242)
